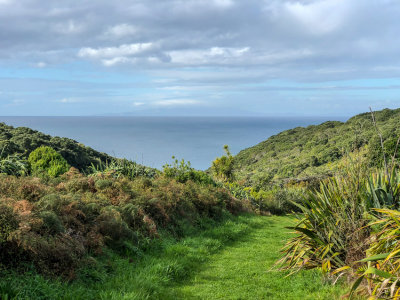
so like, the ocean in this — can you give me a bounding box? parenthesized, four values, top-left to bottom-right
(0, 116, 346, 170)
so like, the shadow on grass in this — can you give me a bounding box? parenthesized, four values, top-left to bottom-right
(95, 213, 275, 300)
(0, 213, 277, 300)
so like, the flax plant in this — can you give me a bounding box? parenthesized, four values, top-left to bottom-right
(278, 150, 373, 275)
(0, 154, 29, 176)
(349, 176, 400, 298)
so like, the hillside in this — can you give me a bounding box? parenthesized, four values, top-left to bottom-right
(0, 122, 112, 171)
(233, 108, 400, 187)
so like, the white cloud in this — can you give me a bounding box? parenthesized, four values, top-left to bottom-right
(101, 57, 133, 66)
(78, 44, 249, 66)
(78, 43, 154, 59)
(284, 0, 350, 35)
(169, 47, 250, 65)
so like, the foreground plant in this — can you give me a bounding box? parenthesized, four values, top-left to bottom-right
(278, 151, 400, 278)
(0, 169, 243, 277)
(278, 151, 374, 275)
(351, 208, 400, 299)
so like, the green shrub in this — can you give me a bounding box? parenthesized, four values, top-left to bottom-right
(0, 167, 243, 277)
(163, 157, 215, 185)
(64, 177, 92, 192)
(39, 211, 64, 235)
(97, 206, 136, 245)
(0, 205, 18, 243)
(0, 122, 112, 172)
(233, 108, 400, 187)
(212, 145, 234, 182)
(95, 179, 113, 190)
(37, 194, 64, 212)
(223, 182, 302, 215)
(28, 146, 70, 177)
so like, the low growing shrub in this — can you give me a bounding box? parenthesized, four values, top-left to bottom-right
(28, 146, 70, 178)
(0, 204, 18, 243)
(163, 157, 215, 185)
(0, 170, 244, 277)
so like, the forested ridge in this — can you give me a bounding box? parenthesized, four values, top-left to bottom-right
(0, 122, 111, 171)
(233, 108, 400, 187)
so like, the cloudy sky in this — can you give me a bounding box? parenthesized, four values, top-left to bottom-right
(1, 0, 400, 116)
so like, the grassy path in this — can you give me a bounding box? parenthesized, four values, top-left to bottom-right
(2, 215, 345, 299)
(170, 215, 343, 300)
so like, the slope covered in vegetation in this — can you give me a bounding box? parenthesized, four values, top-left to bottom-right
(0, 168, 243, 278)
(233, 108, 400, 187)
(0, 122, 111, 171)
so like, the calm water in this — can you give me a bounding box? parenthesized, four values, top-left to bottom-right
(0, 116, 346, 170)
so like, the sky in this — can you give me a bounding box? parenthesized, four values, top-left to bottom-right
(1, 0, 400, 117)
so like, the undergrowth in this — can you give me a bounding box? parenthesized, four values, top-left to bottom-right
(0, 168, 245, 278)
(0, 214, 259, 300)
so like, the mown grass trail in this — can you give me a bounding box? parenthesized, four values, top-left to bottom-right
(1, 215, 344, 299)
(170, 215, 344, 300)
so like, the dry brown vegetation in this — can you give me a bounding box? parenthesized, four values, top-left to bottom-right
(0, 168, 245, 278)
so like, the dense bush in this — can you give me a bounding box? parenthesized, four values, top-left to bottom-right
(0, 169, 244, 276)
(223, 182, 303, 215)
(163, 157, 215, 185)
(0, 122, 112, 171)
(28, 146, 70, 177)
(0, 204, 19, 243)
(233, 108, 400, 187)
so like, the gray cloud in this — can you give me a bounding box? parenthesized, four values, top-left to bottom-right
(1, 0, 400, 117)
(0, 0, 399, 80)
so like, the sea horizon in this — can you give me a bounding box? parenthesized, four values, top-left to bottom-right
(0, 116, 348, 170)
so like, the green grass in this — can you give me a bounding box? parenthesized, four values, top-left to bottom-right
(0, 215, 345, 300)
(170, 215, 344, 300)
